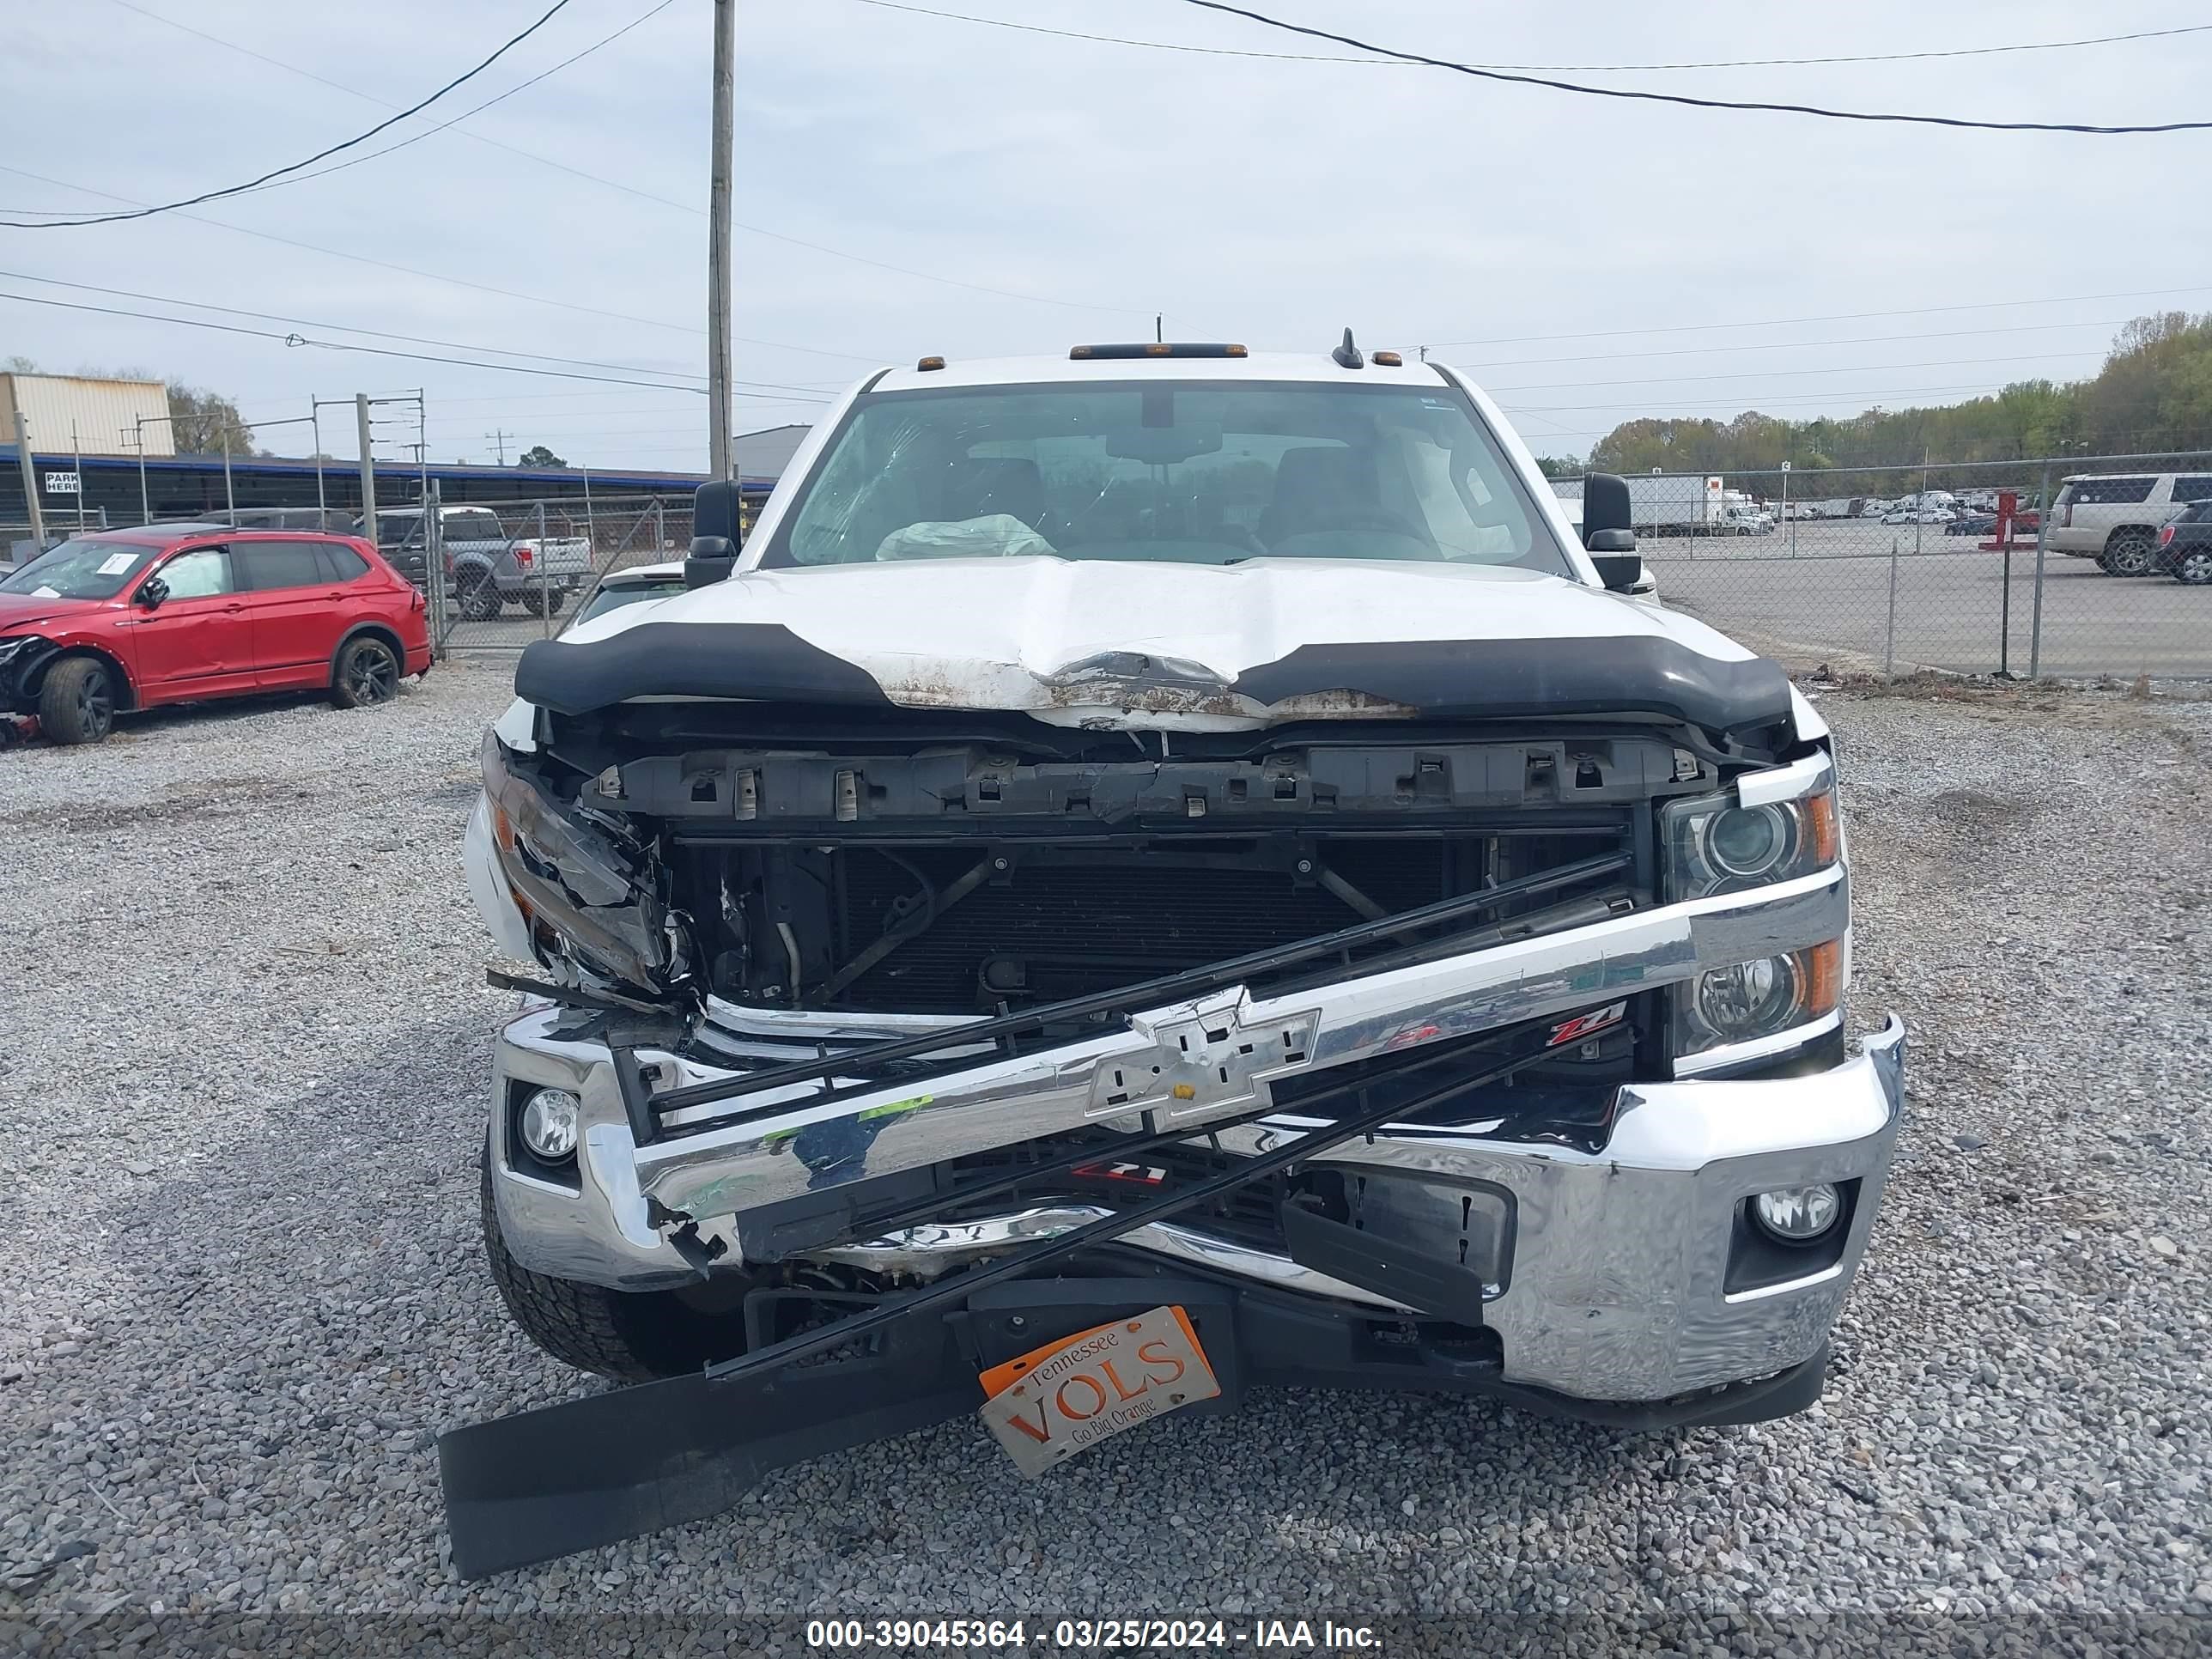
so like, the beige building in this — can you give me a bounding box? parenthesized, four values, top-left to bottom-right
(0, 374, 173, 457)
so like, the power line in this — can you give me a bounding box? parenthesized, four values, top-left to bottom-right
(0, 289, 732, 392)
(0, 268, 844, 395)
(849, 0, 2212, 75)
(1177, 0, 2212, 135)
(1, 1, 582, 228)
(0, 268, 708, 384)
(222, 0, 682, 202)
(71, 0, 1151, 321)
(0, 163, 708, 339)
(1417, 283, 2212, 351)
(0, 163, 896, 367)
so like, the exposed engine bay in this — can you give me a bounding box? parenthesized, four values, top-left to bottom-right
(477, 702, 1732, 1089)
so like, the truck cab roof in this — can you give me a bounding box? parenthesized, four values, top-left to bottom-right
(868, 348, 1446, 395)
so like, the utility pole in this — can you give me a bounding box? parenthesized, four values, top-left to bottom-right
(70, 420, 85, 532)
(356, 394, 379, 538)
(13, 410, 45, 545)
(131, 418, 149, 523)
(483, 428, 513, 466)
(706, 0, 735, 481)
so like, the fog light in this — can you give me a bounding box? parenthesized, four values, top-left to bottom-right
(519, 1088, 581, 1161)
(1753, 1183, 1841, 1243)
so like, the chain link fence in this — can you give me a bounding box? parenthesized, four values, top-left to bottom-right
(416, 491, 695, 655)
(21, 449, 2208, 682)
(1558, 449, 2212, 679)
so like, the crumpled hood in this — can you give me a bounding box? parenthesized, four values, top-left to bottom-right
(514, 556, 1792, 738)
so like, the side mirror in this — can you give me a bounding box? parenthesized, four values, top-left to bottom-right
(135, 576, 169, 610)
(1590, 551, 1644, 592)
(1580, 472, 1634, 544)
(1579, 473, 1640, 590)
(685, 478, 744, 589)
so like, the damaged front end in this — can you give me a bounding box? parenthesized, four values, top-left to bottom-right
(450, 693, 1903, 1575)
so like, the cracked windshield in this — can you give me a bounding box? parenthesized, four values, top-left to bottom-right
(767, 380, 1574, 575)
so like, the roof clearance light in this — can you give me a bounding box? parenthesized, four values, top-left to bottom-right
(915, 355, 946, 371)
(1068, 343, 1251, 361)
(1372, 349, 1404, 366)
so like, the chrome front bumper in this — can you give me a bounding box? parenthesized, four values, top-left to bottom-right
(489, 982, 1905, 1405)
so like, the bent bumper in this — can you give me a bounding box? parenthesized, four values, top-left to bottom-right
(489, 1006, 1904, 1407)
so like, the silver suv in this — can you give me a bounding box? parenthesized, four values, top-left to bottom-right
(2048, 472, 2212, 576)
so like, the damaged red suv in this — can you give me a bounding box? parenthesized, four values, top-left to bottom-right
(0, 523, 431, 744)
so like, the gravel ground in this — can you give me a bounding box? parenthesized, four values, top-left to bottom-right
(2, 664, 2209, 1652)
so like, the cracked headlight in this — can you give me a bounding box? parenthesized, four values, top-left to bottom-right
(481, 730, 684, 994)
(1664, 760, 1844, 1067)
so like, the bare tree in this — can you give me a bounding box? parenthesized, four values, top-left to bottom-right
(167, 384, 264, 455)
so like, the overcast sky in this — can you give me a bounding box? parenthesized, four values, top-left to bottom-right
(5, 0, 2207, 472)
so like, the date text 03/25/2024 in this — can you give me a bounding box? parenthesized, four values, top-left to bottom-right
(804, 1620, 1383, 1650)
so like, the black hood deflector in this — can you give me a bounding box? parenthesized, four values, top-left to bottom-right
(516, 623, 1793, 741)
(517, 623, 892, 714)
(1230, 638, 1793, 735)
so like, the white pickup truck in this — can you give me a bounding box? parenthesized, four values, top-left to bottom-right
(363, 504, 593, 619)
(441, 338, 1903, 1577)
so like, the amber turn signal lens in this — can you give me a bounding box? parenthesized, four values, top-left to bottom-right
(1802, 789, 1840, 866)
(1797, 938, 1844, 1018)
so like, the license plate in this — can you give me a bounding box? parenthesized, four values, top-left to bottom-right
(976, 1304, 1220, 1477)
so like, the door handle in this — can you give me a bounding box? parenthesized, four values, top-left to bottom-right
(223, 603, 246, 613)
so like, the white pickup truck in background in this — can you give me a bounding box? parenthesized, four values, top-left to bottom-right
(362, 505, 595, 620)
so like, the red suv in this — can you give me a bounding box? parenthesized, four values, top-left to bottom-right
(0, 523, 431, 745)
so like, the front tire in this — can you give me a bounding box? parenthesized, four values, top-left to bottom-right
(37, 656, 116, 744)
(331, 636, 401, 708)
(2104, 530, 2157, 577)
(458, 574, 503, 621)
(479, 1154, 751, 1382)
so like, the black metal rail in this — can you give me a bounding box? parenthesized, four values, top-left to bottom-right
(647, 848, 1632, 1130)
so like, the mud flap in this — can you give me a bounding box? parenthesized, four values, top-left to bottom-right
(438, 1312, 975, 1579)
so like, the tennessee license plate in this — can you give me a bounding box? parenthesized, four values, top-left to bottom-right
(976, 1304, 1220, 1477)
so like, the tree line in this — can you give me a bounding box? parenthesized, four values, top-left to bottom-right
(1534, 312, 2212, 494)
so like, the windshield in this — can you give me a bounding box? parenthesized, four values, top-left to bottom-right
(763, 380, 1573, 575)
(569, 576, 685, 628)
(0, 537, 160, 600)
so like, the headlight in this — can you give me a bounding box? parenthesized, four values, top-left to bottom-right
(1662, 778, 1839, 901)
(1663, 758, 1845, 1067)
(480, 729, 683, 994)
(1674, 940, 1843, 1062)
